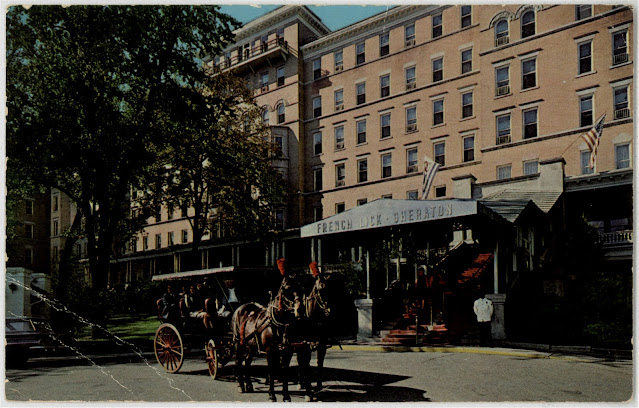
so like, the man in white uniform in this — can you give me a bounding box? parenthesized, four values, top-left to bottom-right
(473, 293, 494, 347)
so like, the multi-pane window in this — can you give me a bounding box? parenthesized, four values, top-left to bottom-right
(313, 207, 323, 222)
(381, 113, 391, 139)
(155, 233, 162, 249)
(356, 42, 366, 65)
(334, 50, 344, 72)
(405, 66, 416, 90)
(612, 30, 628, 65)
(433, 99, 444, 125)
(335, 163, 346, 187)
(313, 131, 322, 155)
(432, 58, 443, 82)
(463, 136, 475, 162)
(461, 49, 472, 74)
(52, 219, 59, 236)
(262, 108, 269, 125)
(523, 160, 539, 175)
(334, 126, 345, 150)
(521, 57, 537, 89)
(405, 24, 416, 47)
(495, 19, 509, 46)
(407, 190, 419, 200)
(358, 158, 368, 183)
(615, 143, 631, 169)
(406, 106, 417, 132)
(432, 14, 442, 38)
(277, 104, 285, 123)
(406, 148, 418, 173)
(143, 236, 149, 250)
(523, 108, 538, 139)
(434, 142, 445, 166)
(25, 223, 34, 239)
(461, 5, 472, 28)
(25, 200, 34, 215)
(435, 186, 447, 198)
(356, 120, 367, 144)
(313, 96, 322, 118)
(168, 231, 175, 246)
(578, 41, 592, 74)
(381, 153, 392, 178)
(495, 65, 510, 96)
(356, 82, 366, 105)
(260, 72, 269, 91)
(334, 89, 344, 110)
(357, 198, 368, 206)
(53, 195, 59, 211)
(614, 86, 630, 120)
(461, 92, 473, 118)
(496, 114, 511, 144)
(580, 94, 594, 127)
(313, 168, 323, 191)
(521, 10, 535, 38)
(182, 229, 188, 244)
(380, 74, 390, 98)
(497, 165, 512, 180)
(575, 5, 592, 20)
(277, 66, 285, 86)
(335, 203, 346, 214)
(380, 33, 390, 56)
(313, 58, 322, 80)
(581, 151, 594, 174)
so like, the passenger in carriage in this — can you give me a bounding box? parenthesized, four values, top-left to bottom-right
(160, 284, 180, 323)
(217, 279, 241, 318)
(185, 283, 212, 329)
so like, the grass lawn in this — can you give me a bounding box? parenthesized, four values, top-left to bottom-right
(76, 314, 159, 345)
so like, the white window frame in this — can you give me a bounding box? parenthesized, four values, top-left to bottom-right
(380, 74, 390, 98)
(335, 163, 346, 187)
(313, 131, 322, 155)
(334, 126, 345, 150)
(406, 148, 418, 173)
(434, 141, 445, 166)
(381, 153, 392, 178)
(615, 143, 631, 169)
(380, 32, 390, 56)
(381, 113, 392, 139)
(334, 50, 344, 72)
(406, 106, 417, 132)
(405, 66, 416, 90)
(357, 158, 368, 183)
(577, 40, 593, 75)
(521, 57, 537, 90)
(461, 91, 473, 118)
(462, 135, 475, 162)
(461, 48, 473, 74)
(495, 64, 510, 96)
(356, 119, 367, 144)
(523, 159, 539, 175)
(522, 107, 538, 139)
(497, 164, 512, 180)
(461, 5, 472, 28)
(433, 98, 444, 126)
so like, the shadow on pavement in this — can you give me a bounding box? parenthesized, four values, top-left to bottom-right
(316, 384, 430, 402)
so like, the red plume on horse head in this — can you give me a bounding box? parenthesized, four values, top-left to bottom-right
(309, 261, 319, 277)
(277, 258, 287, 275)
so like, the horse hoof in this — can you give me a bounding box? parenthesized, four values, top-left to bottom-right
(283, 397, 291, 402)
(246, 385, 254, 393)
(269, 395, 277, 402)
(238, 385, 245, 393)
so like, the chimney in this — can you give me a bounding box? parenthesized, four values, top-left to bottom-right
(452, 174, 477, 199)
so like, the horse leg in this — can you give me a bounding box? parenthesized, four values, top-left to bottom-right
(266, 345, 278, 402)
(316, 342, 327, 391)
(235, 342, 246, 393)
(297, 348, 313, 402)
(244, 351, 254, 393)
(281, 347, 293, 402)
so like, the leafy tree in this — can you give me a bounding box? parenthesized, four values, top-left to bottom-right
(147, 69, 288, 265)
(6, 5, 239, 290)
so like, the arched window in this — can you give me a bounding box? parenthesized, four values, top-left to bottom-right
(262, 108, 269, 125)
(521, 10, 535, 38)
(277, 104, 285, 124)
(495, 19, 509, 46)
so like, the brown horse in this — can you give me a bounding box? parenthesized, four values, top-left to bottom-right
(231, 277, 307, 402)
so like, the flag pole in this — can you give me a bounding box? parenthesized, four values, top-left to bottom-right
(559, 113, 607, 158)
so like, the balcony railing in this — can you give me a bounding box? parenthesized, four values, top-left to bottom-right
(217, 38, 292, 71)
(598, 230, 633, 245)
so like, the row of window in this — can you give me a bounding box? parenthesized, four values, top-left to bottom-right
(315, 6, 472, 79)
(134, 230, 190, 252)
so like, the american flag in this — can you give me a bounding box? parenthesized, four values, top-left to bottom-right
(421, 155, 440, 200)
(581, 114, 606, 169)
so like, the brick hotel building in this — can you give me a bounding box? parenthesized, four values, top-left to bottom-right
(21, 5, 632, 342)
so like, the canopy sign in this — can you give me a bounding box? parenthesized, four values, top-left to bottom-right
(300, 199, 478, 238)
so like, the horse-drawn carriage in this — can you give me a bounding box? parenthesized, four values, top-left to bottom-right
(151, 262, 351, 401)
(151, 266, 273, 379)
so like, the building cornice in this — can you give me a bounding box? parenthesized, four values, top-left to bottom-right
(233, 5, 330, 44)
(301, 5, 443, 57)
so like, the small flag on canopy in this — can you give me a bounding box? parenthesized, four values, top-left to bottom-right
(421, 155, 440, 200)
(581, 114, 606, 169)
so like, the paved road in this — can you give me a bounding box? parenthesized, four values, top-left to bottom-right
(4, 346, 633, 403)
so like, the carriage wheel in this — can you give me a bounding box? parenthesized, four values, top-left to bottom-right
(154, 323, 184, 373)
(206, 339, 219, 379)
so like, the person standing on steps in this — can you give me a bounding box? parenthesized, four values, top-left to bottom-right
(473, 292, 494, 347)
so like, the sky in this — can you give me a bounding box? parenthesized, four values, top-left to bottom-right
(218, 4, 392, 31)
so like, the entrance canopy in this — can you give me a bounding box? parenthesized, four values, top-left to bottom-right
(301, 199, 479, 238)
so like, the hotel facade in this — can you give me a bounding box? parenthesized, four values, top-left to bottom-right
(40, 5, 632, 343)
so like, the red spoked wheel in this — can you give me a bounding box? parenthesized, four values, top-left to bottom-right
(206, 339, 219, 379)
(154, 323, 184, 373)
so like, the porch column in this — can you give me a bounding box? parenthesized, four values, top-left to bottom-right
(318, 239, 322, 265)
(365, 249, 371, 299)
(311, 238, 316, 262)
(493, 240, 499, 294)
